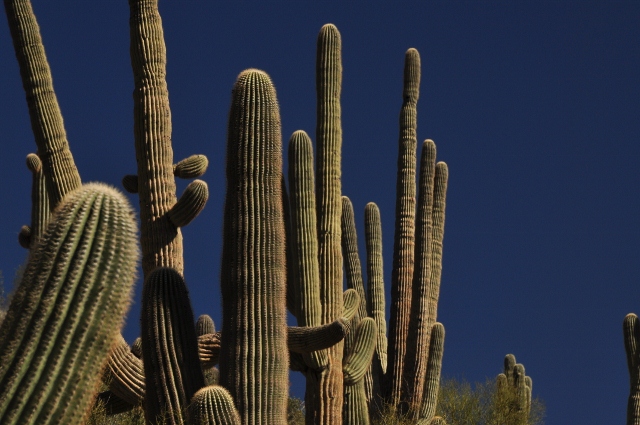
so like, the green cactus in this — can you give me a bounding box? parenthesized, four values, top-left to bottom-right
(186, 385, 241, 425)
(624, 313, 640, 424)
(128, 0, 207, 277)
(141, 267, 206, 425)
(4, 0, 82, 209)
(0, 183, 138, 425)
(416, 323, 445, 423)
(19, 153, 50, 249)
(219, 69, 288, 425)
(496, 354, 532, 421)
(174, 155, 210, 179)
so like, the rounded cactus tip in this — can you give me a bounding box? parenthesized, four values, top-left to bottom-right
(18, 225, 32, 248)
(237, 68, 270, 80)
(320, 23, 340, 34)
(25, 153, 42, 173)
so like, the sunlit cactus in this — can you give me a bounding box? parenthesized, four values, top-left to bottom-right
(186, 386, 241, 425)
(0, 183, 138, 425)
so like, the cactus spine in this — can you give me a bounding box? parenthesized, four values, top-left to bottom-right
(19, 153, 50, 249)
(624, 313, 640, 424)
(0, 183, 138, 425)
(219, 69, 288, 425)
(4, 0, 82, 208)
(186, 386, 241, 425)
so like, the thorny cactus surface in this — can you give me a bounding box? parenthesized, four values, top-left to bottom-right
(0, 183, 138, 425)
(219, 69, 288, 425)
(186, 386, 241, 425)
(624, 314, 640, 425)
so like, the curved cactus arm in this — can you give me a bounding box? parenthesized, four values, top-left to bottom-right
(364, 202, 387, 399)
(166, 179, 209, 228)
(386, 47, 421, 406)
(0, 183, 138, 425)
(141, 267, 205, 425)
(198, 332, 221, 366)
(4, 0, 82, 208)
(174, 154, 209, 179)
(96, 391, 135, 416)
(219, 69, 288, 425)
(122, 175, 139, 194)
(130, 336, 143, 359)
(197, 314, 216, 336)
(186, 386, 241, 425)
(343, 318, 377, 386)
(17, 225, 31, 249)
(417, 323, 444, 423)
(343, 288, 361, 322)
(625, 313, 640, 425)
(104, 334, 145, 406)
(288, 319, 349, 354)
(341, 196, 368, 323)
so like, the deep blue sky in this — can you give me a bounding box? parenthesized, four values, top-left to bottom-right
(1, 2, 639, 424)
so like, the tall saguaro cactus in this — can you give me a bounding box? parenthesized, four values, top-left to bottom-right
(624, 314, 640, 425)
(219, 69, 288, 425)
(4, 0, 82, 209)
(0, 183, 138, 425)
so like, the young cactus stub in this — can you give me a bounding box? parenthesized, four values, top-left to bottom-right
(0, 183, 138, 425)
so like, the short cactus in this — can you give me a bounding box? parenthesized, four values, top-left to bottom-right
(197, 314, 216, 336)
(174, 154, 209, 179)
(0, 183, 138, 425)
(19, 153, 50, 249)
(186, 386, 241, 425)
(496, 354, 532, 421)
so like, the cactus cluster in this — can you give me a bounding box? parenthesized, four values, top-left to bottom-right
(2, 1, 461, 424)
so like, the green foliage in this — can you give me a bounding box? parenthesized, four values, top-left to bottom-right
(436, 378, 545, 425)
(287, 397, 306, 425)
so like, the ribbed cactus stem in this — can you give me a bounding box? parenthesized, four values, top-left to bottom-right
(122, 175, 139, 194)
(141, 267, 205, 425)
(104, 335, 145, 406)
(167, 179, 209, 228)
(624, 313, 640, 424)
(4, 0, 82, 208)
(386, 48, 420, 406)
(365, 202, 387, 403)
(219, 69, 288, 425)
(315, 23, 345, 425)
(0, 183, 138, 425)
(186, 386, 241, 425)
(417, 323, 444, 422)
(26, 152, 49, 246)
(129, 0, 184, 276)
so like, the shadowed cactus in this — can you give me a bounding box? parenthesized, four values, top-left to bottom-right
(141, 267, 206, 425)
(197, 314, 216, 336)
(496, 353, 532, 422)
(625, 313, 640, 425)
(186, 385, 241, 425)
(0, 183, 138, 425)
(104, 334, 145, 407)
(219, 69, 288, 425)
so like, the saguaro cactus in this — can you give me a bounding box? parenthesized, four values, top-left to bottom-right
(624, 314, 640, 425)
(0, 183, 138, 425)
(219, 69, 288, 425)
(186, 386, 241, 425)
(18, 153, 50, 249)
(496, 353, 532, 422)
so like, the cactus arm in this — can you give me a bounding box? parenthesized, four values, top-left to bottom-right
(417, 323, 444, 422)
(186, 386, 241, 425)
(219, 69, 288, 425)
(122, 175, 139, 194)
(341, 197, 368, 322)
(402, 139, 436, 409)
(385, 48, 420, 406)
(342, 288, 361, 321)
(198, 332, 221, 366)
(129, 0, 185, 276)
(174, 154, 209, 179)
(166, 179, 209, 228)
(141, 267, 205, 425)
(0, 183, 138, 425)
(3, 0, 82, 208)
(22, 153, 50, 248)
(364, 202, 387, 407)
(104, 335, 145, 406)
(196, 314, 216, 336)
(343, 318, 377, 386)
(288, 320, 349, 354)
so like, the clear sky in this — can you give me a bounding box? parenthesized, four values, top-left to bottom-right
(1, 2, 639, 424)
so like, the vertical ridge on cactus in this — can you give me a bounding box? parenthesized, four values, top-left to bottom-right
(141, 267, 205, 425)
(0, 183, 138, 425)
(417, 323, 444, 422)
(385, 48, 420, 407)
(26, 152, 50, 247)
(624, 313, 640, 424)
(4, 0, 82, 208)
(186, 386, 241, 425)
(220, 69, 288, 425)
